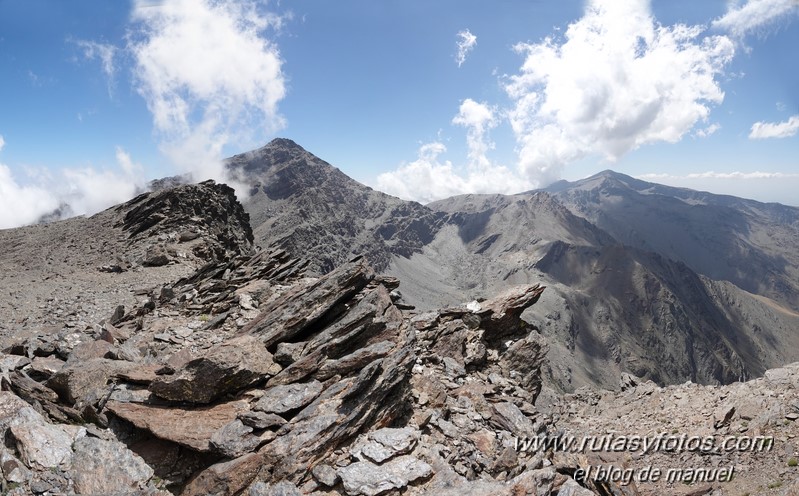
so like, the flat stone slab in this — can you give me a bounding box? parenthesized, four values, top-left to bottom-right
(106, 399, 248, 452)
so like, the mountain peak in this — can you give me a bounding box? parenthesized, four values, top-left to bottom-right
(263, 137, 306, 151)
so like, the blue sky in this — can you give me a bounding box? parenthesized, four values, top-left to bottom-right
(1, 0, 798, 228)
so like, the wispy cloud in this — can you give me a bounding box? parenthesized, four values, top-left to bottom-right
(640, 171, 799, 180)
(129, 0, 287, 189)
(636, 170, 799, 205)
(455, 29, 477, 67)
(749, 115, 799, 139)
(503, 0, 735, 186)
(695, 123, 721, 138)
(712, 0, 799, 38)
(73, 39, 118, 96)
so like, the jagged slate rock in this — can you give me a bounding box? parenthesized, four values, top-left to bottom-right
(356, 427, 420, 464)
(68, 436, 154, 494)
(266, 287, 390, 387)
(311, 463, 340, 487)
(6, 371, 83, 424)
(490, 445, 518, 472)
(260, 324, 415, 482)
(497, 333, 548, 402)
(267, 286, 397, 387)
(8, 371, 59, 404)
(302, 285, 388, 355)
(475, 284, 545, 344)
(265, 350, 326, 387)
(254, 380, 323, 414)
(10, 418, 85, 470)
(248, 480, 302, 496)
(181, 452, 263, 496)
(240, 259, 375, 348)
(237, 411, 287, 430)
(1, 448, 31, 484)
(316, 340, 395, 381)
(210, 420, 262, 458)
(273, 341, 306, 366)
(26, 356, 65, 380)
(107, 383, 157, 404)
(337, 455, 433, 496)
(106, 399, 249, 452)
(490, 402, 537, 438)
(150, 335, 281, 404)
(46, 358, 136, 407)
(713, 403, 736, 429)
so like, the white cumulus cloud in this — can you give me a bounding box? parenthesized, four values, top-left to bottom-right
(749, 115, 799, 139)
(129, 0, 287, 188)
(455, 29, 477, 67)
(0, 166, 60, 230)
(376, 101, 532, 204)
(712, 0, 799, 38)
(57, 147, 148, 217)
(0, 136, 147, 229)
(452, 99, 498, 169)
(504, 0, 735, 186)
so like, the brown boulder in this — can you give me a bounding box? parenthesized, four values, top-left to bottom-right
(149, 335, 281, 404)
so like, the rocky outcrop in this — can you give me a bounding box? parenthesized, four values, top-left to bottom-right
(118, 179, 255, 266)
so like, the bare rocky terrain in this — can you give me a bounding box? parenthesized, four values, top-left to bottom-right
(227, 139, 799, 393)
(1, 138, 798, 495)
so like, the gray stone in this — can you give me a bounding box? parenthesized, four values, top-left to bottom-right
(10, 419, 84, 469)
(1, 449, 31, 484)
(254, 380, 323, 414)
(210, 419, 262, 458)
(312, 463, 340, 487)
(356, 427, 420, 463)
(46, 358, 135, 407)
(491, 402, 537, 438)
(69, 436, 154, 495)
(249, 480, 302, 496)
(337, 455, 433, 496)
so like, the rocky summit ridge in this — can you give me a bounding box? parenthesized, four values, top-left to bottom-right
(1, 148, 799, 495)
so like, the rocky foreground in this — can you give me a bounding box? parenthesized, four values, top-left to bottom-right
(1, 181, 798, 495)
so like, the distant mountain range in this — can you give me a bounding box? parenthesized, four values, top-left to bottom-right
(225, 138, 799, 392)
